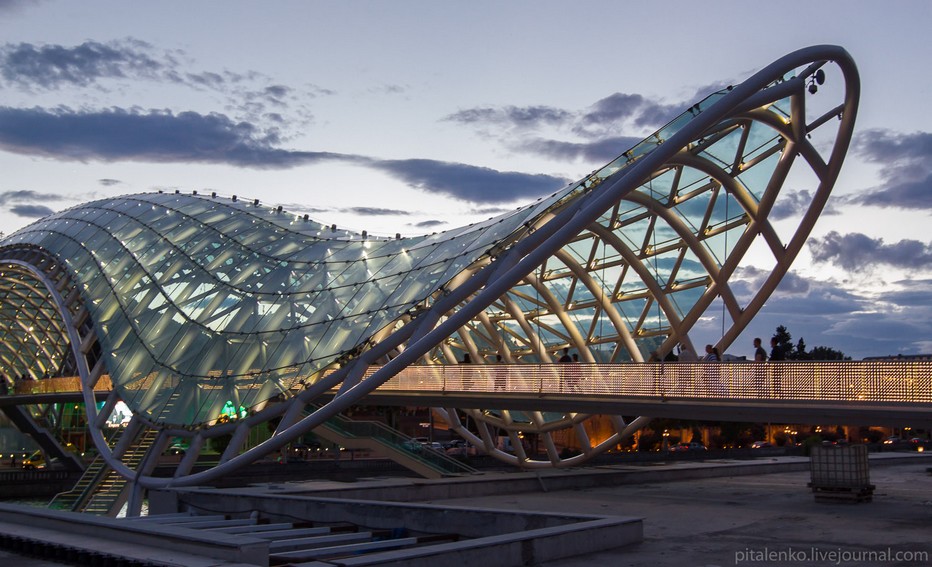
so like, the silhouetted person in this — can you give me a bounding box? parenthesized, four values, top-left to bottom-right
(494, 354, 505, 391)
(558, 348, 572, 363)
(769, 338, 785, 361)
(753, 338, 767, 362)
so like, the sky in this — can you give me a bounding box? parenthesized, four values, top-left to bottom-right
(0, 0, 930, 360)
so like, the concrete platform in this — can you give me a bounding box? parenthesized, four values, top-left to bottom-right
(1, 452, 930, 566)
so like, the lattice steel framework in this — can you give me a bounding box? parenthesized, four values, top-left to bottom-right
(0, 46, 859, 494)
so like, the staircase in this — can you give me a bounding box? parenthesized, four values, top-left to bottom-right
(1, 404, 83, 472)
(310, 408, 477, 478)
(50, 428, 158, 516)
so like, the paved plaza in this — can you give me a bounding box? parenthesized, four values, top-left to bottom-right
(433, 456, 932, 567)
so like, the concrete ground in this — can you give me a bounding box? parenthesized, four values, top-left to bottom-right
(434, 458, 932, 567)
(1, 454, 930, 566)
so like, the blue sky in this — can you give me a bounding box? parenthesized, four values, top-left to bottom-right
(0, 0, 930, 360)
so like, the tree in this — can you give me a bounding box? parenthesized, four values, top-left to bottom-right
(794, 337, 808, 360)
(808, 346, 850, 361)
(771, 325, 849, 361)
(772, 325, 793, 359)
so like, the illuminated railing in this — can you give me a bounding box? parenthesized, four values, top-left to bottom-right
(10, 375, 113, 395)
(366, 361, 932, 403)
(3, 363, 931, 404)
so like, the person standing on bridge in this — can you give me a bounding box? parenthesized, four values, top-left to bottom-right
(703, 345, 723, 396)
(493, 354, 506, 391)
(558, 348, 573, 392)
(753, 338, 767, 362)
(676, 344, 698, 395)
(752, 338, 768, 395)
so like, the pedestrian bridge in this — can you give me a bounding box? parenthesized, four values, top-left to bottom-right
(6, 361, 931, 426)
(334, 361, 930, 426)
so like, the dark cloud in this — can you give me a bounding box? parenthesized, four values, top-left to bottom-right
(853, 174, 932, 209)
(809, 231, 932, 271)
(447, 91, 689, 165)
(581, 93, 681, 130)
(712, 268, 932, 360)
(517, 136, 643, 163)
(444, 105, 572, 129)
(0, 106, 347, 168)
(472, 206, 513, 216)
(853, 129, 932, 163)
(371, 158, 568, 204)
(0, 189, 66, 204)
(769, 189, 841, 221)
(731, 266, 811, 302)
(412, 219, 445, 229)
(0, 39, 165, 89)
(851, 129, 932, 210)
(0, 40, 325, 135)
(9, 203, 53, 217)
(98, 178, 121, 186)
(0, 106, 566, 205)
(343, 206, 410, 216)
(884, 279, 932, 308)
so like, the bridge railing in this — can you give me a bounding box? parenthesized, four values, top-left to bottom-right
(3, 362, 929, 404)
(366, 361, 932, 403)
(8, 376, 113, 396)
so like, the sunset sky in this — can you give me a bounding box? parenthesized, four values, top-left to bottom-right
(0, 0, 930, 359)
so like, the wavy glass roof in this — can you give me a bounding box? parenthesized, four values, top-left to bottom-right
(0, 46, 856, 433)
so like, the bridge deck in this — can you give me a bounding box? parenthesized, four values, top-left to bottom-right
(2, 361, 930, 425)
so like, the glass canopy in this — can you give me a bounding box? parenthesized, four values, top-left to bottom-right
(0, 66, 837, 428)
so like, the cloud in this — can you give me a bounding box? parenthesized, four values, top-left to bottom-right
(853, 129, 932, 163)
(809, 231, 932, 271)
(343, 206, 410, 216)
(722, 273, 932, 359)
(0, 189, 68, 204)
(98, 178, 121, 186)
(854, 174, 932, 209)
(444, 105, 572, 129)
(412, 219, 445, 229)
(0, 39, 167, 89)
(10, 203, 53, 217)
(447, 90, 690, 165)
(516, 135, 643, 163)
(371, 158, 568, 204)
(472, 206, 513, 216)
(0, 40, 326, 136)
(0, 106, 347, 167)
(851, 129, 932, 210)
(0, 190, 65, 219)
(768, 189, 841, 221)
(581, 93, 681, 130)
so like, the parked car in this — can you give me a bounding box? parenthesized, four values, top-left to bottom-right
(750, 441, 772, 449)
(21, 450, 63, 470)
(669, 442, 707, 452)
(445, 440, 477, 457)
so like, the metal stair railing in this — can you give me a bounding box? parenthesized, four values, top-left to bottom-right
(309, 407, 477, 477)
(50, 428, 157, 515)
(81, 428, 158, 516)
(49, 426, 125, 510)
